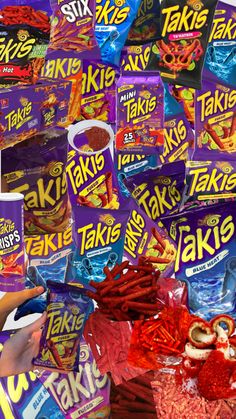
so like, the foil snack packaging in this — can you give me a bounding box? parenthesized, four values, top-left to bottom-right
(81, 60, 119, 123)
(0, 332, 64, 419)
(124, 200, 176, 277)
(124, 160, 186, 222)
(0, 193, 25, 292)
(95, 0, 141, 66)
(162, 201, 236, 320)
(160, 85, 194, 164)
(48, 0, 100, 59)
(126, 0, 160, 45)
(2, 129, 71, 235)
(181, 161, 236, 211)
(14, 227, 73, 320)
(146, 0, 218, 89)
(37, 338, 111, 419)
(66, 147, 121, 210)
(33, 281, 93, 372)
(41, 57, 82, 125)
(116, 72, 164, 155)
(193, 80, 236, 161)
(121, 43, 152, 72)
(72, 206, 130, 284)
(115, 152, 158, 199)
(0, 0, 51, 86)
(204, 1, 236, 88)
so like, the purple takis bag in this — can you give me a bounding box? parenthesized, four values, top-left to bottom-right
(124, 160, 186, 222)
(66, 146, 122, 210)
(81, 60, 119, 123)
(33, 281, 93, 372)
(180, 161, 236, 212)
(121, 44, 152, 72)
(124, 199, 176, 278)
(2, 129, 70, 235)
(193, 80, 236, 161)
(37, 338, 110, 418)
(48, 0, 100, 60)
(116, 71, 164, 155)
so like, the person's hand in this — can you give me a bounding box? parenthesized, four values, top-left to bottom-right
(0, 312, 47, 377)
(0, 286, 45, 331)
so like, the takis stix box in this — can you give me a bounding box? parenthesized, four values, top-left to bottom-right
(116, 72, 164, 155)
(193, 80, 236, 161)
(0, 78, 72, 150)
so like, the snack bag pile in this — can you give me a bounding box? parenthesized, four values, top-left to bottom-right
(0, 0, 235, 418)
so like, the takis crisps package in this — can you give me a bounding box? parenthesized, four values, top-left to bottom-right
(71, 207, 130, 283)
(14, 227, 73, 320)
(181, 161, 236, 211)
(124, 160, 186, 222)
(0, 193, 25, 292)
(95, 0, 141, 66)
(116, 71, 164, 155)
(146, 0, 218, 89)
(36, 338, 111, 419)
(161, 201, 236, 319)
(126, 0, 161, 45)
(160, 84, 194, 164)
(2, 129, 71, 235)
(193, 80, 236, 161)
(66, 146, 122, 210)
(124, 200, 176, 277)
(0, 332, 64, 419)
(41, 56, 82, 124)
(33, 281, 93, 372)
(81, 60, 119, 122)
(121, 43, 152, 72)
(205, 1, 236, 88)
(115, 152, 158, 199)
(48, 0, 100, 59)
(0, 0, 51, 86)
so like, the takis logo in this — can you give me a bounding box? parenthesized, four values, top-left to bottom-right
(5, 97, 33, 131)
(0, 30, 36, 63)
(96, 0, 130, 25)
(59, 0, 93, 23)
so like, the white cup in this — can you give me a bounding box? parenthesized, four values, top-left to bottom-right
(67, 120, 114, 159)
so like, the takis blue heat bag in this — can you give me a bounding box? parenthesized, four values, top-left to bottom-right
(95, 0, 141, 66)
(115, 152, 158, 199)
(71, 207, 130, 283)
(162, 202, 236, 320)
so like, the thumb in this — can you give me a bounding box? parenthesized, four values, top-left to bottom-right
(0, 286, 45, 317)
(19, 311, 47, 338)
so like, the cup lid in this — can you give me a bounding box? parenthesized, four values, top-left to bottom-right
(0, 192, 24, 201)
